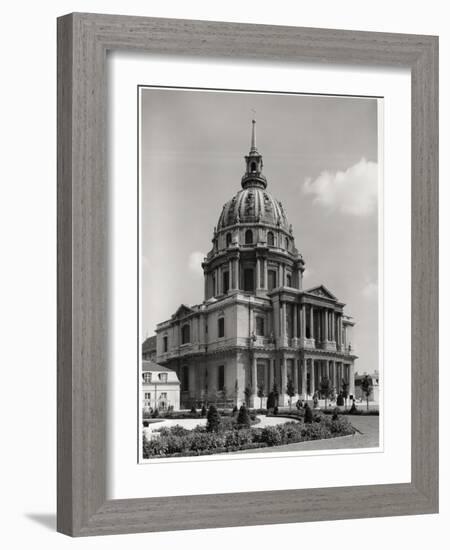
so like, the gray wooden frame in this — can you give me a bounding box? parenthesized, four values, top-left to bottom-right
(57, 12, 438, 537)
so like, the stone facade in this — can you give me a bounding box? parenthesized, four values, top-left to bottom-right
(154, 121, 357, 408)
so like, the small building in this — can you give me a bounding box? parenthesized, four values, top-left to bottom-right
(142, 360, 180, 412)
(354, 371, 379, 402)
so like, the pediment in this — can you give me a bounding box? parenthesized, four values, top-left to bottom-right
(172, 304, 194, 319)
(305, 285, 338, 301)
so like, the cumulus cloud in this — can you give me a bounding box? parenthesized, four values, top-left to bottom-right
(188, 251, 205, 275)
(303, 158, 378, 216)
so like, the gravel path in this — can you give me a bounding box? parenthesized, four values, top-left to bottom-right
(236, 415, 380, 454)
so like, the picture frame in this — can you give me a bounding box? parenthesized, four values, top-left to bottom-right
(57, 12, 438, 536)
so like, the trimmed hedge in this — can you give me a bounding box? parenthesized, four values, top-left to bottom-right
(143, 414, 355, 458)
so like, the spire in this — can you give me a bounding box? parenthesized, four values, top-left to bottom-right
(241, 118, 267, 189)
(250, 119, 257, 152)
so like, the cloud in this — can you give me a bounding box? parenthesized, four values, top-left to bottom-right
(188, 251, 205, 275)
(302, 158, 378, 216)
(362, 281, 378, 300)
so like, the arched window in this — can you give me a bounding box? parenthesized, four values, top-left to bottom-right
(285, 237, 289, 250)
(226, 233, 232, 247)
(267, 231, 274, 246)
(250, 161, 257, 172)
(245, 229, 253, 244)
(181, 324, 190, 344)
(286, 274, 292, 287)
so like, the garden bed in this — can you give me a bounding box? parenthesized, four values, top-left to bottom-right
(143, 413, 355, 459)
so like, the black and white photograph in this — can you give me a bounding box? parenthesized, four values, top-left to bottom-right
(139, 86, 381, 460)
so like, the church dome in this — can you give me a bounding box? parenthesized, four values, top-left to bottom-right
(217, 187, 289, 231)
(216, 119, 290, 233)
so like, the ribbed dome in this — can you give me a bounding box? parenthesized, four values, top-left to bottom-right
(217, 186, 289, 231)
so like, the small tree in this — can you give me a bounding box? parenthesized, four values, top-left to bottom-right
(201, 404, 207, 417)
(272, 383, 280, 407)
(361, 375, 373, 411)
(257, 384, 265, 410)
(319, 377, 332, 410)
(266, 391, 275, 411)
(304, 403, 313, 424)
(236, 404, 251, 428)
(244, 386, 252, 408)
(206, 404, 222, 432)
(341, 380, 349, 410)
(286, 378, 295, 409)
(336, 392, 344, 407)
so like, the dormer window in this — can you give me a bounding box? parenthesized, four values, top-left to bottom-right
(267, 231, 274, 246)
(143, 372, 152, 383)
(245, 229, 253, 244)
(158, 372, 168, 383)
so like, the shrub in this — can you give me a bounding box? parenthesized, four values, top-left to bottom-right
(190, 405, 197, 415)
(201, 404, 207, 417)
(273, 405, 279, 416)
(336, 394, 344, 406)
(152, 409, 159, 418)
(232, 405, 238, 416)
(236, 404, 251, 428)
(332, 407, 340, 421)
(143, 421, 149, 427)
(261, 426, 283, 446)
(304, 404, 313, 424)
(349, 402, 358, 414)
(206, 404, 222, 432)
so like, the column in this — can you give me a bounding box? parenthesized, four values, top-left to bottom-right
(281, 355, 287, 396)
(229, 259, 233, 290)
(324, 309, 328, 341)
(332, 360, 336, 389)
(282, 302, 287, 338)
(235, 259, 240, 290)
(310, 360, 315, 395)
(301, 305, 306, 339)
(278, 263, 283, 288)
(293, 304, 298, 339)
(252, 355, 257, 397)
(256, 258, 261, 289)
(349, 362, 355, 398)
(263, 258, 268, 290)
(310, 306, 314, 339)
(302, 359, 307, 397)
(294, 359, 299, 394)
(269, 358, 275, 391)
(326, 360, 330, 380)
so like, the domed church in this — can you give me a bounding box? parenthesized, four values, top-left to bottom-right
(154, 121, 357, 408)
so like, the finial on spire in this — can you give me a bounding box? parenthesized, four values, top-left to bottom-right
(250, 113, 257, 152)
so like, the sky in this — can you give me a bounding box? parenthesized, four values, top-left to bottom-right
(141, 87, 379, 375)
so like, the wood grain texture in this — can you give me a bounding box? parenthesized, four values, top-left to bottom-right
(57, 12, 439, 537)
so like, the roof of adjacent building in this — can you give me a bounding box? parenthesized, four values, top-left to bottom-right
(142, 360, 173, 373)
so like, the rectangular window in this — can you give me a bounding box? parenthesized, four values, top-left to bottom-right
(222, 270, 229, 293)
(256, 316, 265, 336)
(218, 317, 225, 338)
(143, 372, 152, 383)
(268, 270, 277, 291)
(145, 392, 151, 399)
(163, 336, 168, 352)
(244, 268, 254, 291)
(218, 365, 225, 391)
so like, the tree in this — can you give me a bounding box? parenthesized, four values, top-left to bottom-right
(341, 380, 349, 409)
(244, 386, 252, 408)
(206, 404, 222, 432)
(201, 404, 207, 417)
(286, 378, 295, 409)
(266, 391, 275, 411)
(236, 404, 251, 428)
(319, 377, 333, 410)
(257, 384, 265, 410)
(272, 383, 280, 407)
(304, 403, 313, 424)
(361, 375, 373, 411)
